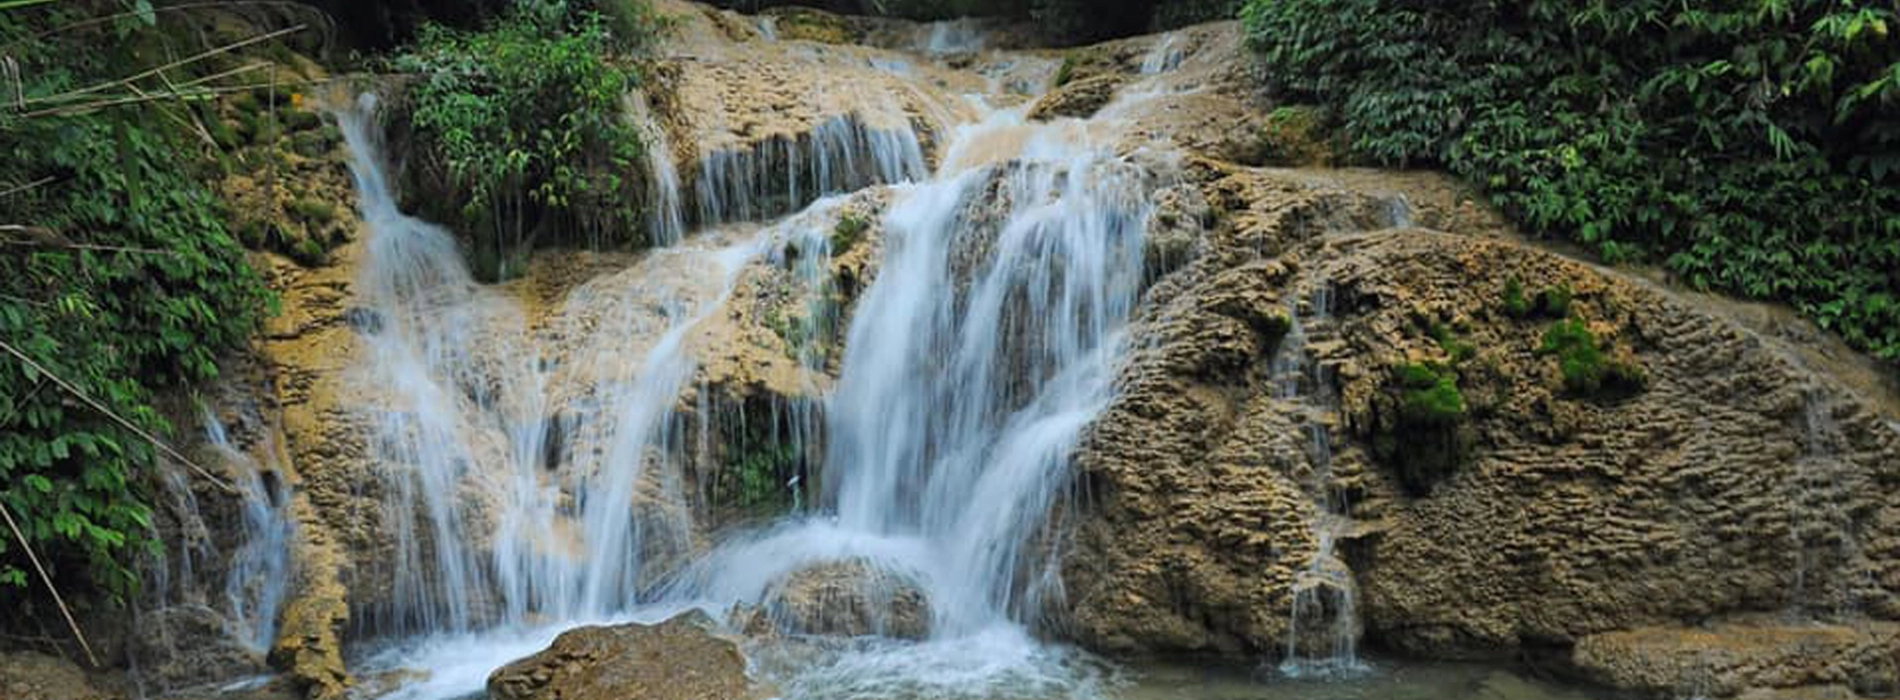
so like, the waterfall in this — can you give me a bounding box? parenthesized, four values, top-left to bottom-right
(1139, 34, 1185, 74)
(339, 16, 1151, 698)
(1271, 285, 1369, 678)
(693, 114, 929, 226)
(339, 94, 783, 636)
(629, 91, 685, 246)
(200, 412, 295, 655)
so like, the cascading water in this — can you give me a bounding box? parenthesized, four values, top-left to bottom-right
(202, 411, 295, 654)
(341, 94, 774, 637)
(335, 13, 1160, 699)
(629, 91, 686, 246)
(1271, 285, 1368, 678)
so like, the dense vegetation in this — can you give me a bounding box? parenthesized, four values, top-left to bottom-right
(0, 3, 280, 606)
(1244, 0, 1900, 362)
(388, 0, 661, 280)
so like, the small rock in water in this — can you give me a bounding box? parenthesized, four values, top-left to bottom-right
(488, 611, 761, 700)
(763, 558, 933, 641)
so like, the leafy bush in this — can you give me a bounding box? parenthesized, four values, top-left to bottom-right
(1243, 0, 1900, 362)
(1379, 361, 1467, 495)
(390, 3, 651, 280)
(0, 8, 272, 602)
(1540, 319, 1646, 399)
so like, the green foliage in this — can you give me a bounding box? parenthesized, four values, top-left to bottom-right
(1380, 360, 1467, 495)
(1430, 322, 1476, 364)
(288, 197, 337, 224)
(1394, 362, 1466, 426)
(1251, 105, 1333, 166)
(391, 2, 653, 280)
(0, 8, 272, 601)
(1053, 56, 1077, 87)
(831, 214, 869, 253)
(1536, 284, 1572, 319)
(1243, 0, 1900, 362)
(1502, 278, 1572, 320)
(1502, 278, 1533, 319)
(713, 407, 804, 515)
(1540, 319, 1646, 399)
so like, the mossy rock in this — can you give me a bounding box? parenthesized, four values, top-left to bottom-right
(288, 196, 338, 224)
(1377, 361, 1469, 496)
(765, 7, 856, 44)
(1539, 318, 1646, 399)
(1246, 105, 1336, 167)
(831, 214, 869, 254)
(282, 109, 322, 132)
(289, 234, 328, 267)
(1027, 73, 1127, 121)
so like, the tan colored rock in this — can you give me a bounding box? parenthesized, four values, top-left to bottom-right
(1028, 74, 1129, 121)
(487, 611, 760, 700)
(1573, 621, 1900, 698)
(760, 559, 932, 640)
(0, 652, 119, 700)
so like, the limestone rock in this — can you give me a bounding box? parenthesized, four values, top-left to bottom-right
(1572, 621, 1900, 698)
(487, 611, 760, 700)
(761, 559, 932, 640)
(1028, 74, 1128, 121)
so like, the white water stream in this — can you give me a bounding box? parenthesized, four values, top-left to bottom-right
(336, 37, 1155, 692)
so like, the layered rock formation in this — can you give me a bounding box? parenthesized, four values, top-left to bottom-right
(1049, 19, 1900, 700)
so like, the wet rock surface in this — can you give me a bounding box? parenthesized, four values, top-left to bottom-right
(760, 559, 932, 640)
(152, 6, 1900, 700)
(487, 611, 759, 700)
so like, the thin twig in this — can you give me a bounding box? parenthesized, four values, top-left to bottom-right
(22, 24, 305, 106)
(0, 376, 50, 428)
(0, 238, 181, 256)
(14, 76, 342, 119)
(0, 499, 99, 668)
(0, 176, 55, 199)
(0, 339, 238, 494)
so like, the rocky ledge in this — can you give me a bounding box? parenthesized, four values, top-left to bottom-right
(488, 611, 761, 700)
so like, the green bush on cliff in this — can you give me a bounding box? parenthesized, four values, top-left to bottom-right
(1243, 0, 1900, 363)
(0, 7, 273, 603)
(1379, 361, 1467, 496)
(391, 2, 653, 279)
(1540, 319, 1646, 399)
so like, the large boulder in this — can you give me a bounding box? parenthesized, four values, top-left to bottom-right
(488, 611, 760, 700)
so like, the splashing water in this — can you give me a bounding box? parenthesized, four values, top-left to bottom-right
(202, 412, 295, 654)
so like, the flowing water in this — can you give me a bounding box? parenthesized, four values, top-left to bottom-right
(299, 17, 1627, 700)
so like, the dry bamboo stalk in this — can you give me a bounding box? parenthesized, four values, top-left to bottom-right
(23, 24, 304, 106)
(0, 499, 99, 669)
(0, 339, 238, 494)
